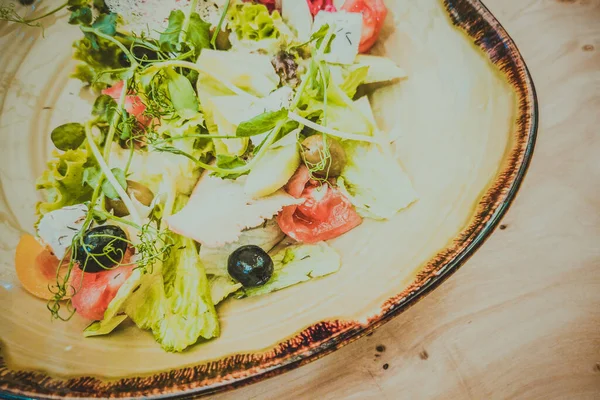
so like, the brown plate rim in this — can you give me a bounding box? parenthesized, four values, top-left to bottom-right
(0, 0, 538, 398)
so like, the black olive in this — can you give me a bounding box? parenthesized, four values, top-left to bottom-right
(18, 0, 35, 5)
(227, 245, 274, 287)
(75, 225, 128, 273)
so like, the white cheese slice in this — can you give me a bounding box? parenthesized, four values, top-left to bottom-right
(166, 173, 303, 247)
(313, 11, 362, 65)
(37, 204, 88, 259)
(282, 0, 313, 41)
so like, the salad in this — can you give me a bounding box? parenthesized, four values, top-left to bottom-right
(8, 0, 417, 352)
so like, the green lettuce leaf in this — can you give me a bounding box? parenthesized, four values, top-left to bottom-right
(35, 149, 96, 216)
(240, 242, 341, 297)
(124, 234, 219, 352)
(209, 276, 242, 305)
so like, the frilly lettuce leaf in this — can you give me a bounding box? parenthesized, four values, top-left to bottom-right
(338, 142, 418, 219)
(35, 149, 96, 216)
(201, 220, 284, 277)
(240, 242, 341, 298)
(228, 3, 283, 42)
(123, 234, 219, 352)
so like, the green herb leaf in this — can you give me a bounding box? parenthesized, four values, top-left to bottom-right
(92, 13, 118, 36)
(92, 94, 117, 121)
(101, 167, 127, 200)
(212, 155, 248, 179)
(160, 10, 184, 53)
(187, 13, 211, 56)
(236, 109, 288, 137)
(69, 7, 92, 25)
(165, 69, 199, 120)
(51, 123, 86, 151)
(82, 166, 102, 188)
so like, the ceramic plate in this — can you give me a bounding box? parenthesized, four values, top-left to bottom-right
(0, 0, 537, 398)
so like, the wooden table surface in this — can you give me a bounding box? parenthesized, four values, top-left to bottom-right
(215, 1, 600, 399)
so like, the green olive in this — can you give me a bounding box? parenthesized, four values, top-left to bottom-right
(301, 135, 347, 178)
(105, 180, 154, 217)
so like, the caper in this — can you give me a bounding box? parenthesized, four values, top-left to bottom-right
(301, 135, 347, 177)
(105, 180, 154, 217)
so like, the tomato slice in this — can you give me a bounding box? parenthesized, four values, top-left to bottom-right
(277, 166, 362, 243)
(342, 0, 388, 53)
(102, 81, 151, 127)
(71, 263, 134, 321)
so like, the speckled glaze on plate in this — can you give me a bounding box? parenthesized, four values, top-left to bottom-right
(0, 0, 537, 398)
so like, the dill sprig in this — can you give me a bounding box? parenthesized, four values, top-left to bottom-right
(0, 1, 68, 28)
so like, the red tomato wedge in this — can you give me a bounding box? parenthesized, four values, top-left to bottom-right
(306, 0, 337, 16)
(342, 0, 388, 53)
(277, 166, 362, 243)
(102, 81, 151, 127)
(71, 262, 134, 321)
(15, 235, 74, 300)
(245, 0, 277, 12)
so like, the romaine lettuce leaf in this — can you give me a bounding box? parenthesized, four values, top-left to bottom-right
(35, 149, 96, 216)
(123, 235, 219, 352)
(209, 276, 242, 305)
(240, 242, 341, 297)
(201, 220, 284, 277)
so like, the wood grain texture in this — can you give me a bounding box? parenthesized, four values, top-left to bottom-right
(214, 1, 600, 399)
